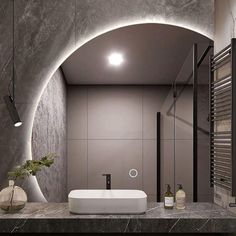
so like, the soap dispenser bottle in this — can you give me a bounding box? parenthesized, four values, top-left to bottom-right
(164, 184, 174, 209)
(176, 184, 186, 209)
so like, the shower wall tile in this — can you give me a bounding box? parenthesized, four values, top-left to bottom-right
(198, 194, 213, 202)
(67, 85, 196, 201)
(88, 140, 142, 190)
(161, 140, 175, 198)
(175, 140, 193, 198)
(160, 91, 175, 140)
(147, 194, 157, 202)
(143, 140, 156, 195)
(88, 86, 142, 139)
(186, 194, 193, 202)
(143, 86, 173, 140)
(67, 140, 87, 192)
(198, 139, 212, 197)
(197, 84, 210, 140)
(67, 86, 87, 139)
(175, 86, 193, 140)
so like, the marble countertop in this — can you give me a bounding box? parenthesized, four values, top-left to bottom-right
(0, 202, 236, 233)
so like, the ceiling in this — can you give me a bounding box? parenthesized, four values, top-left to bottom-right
(62, 24, 212, 85)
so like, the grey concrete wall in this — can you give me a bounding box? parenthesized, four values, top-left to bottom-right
(0, 0, 214, 201)
(32, 68, 67, 202)
(67, 85, 195, 202)
(214, 0, 236, 213)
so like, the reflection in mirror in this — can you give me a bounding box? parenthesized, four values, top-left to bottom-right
(32, 23, 213, 203)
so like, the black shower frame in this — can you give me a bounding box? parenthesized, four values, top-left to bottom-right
(156, 112, 161, 202)
(193, 43, 213, 202)
(155, 42, 213, 202)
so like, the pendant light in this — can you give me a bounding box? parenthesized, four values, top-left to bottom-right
(4, 0, 22, 127)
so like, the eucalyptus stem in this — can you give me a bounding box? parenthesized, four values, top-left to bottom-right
(7, 154, 55, 182)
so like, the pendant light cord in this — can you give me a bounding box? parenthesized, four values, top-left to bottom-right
(8, 0, 15, 102)
(12, 0, 15, 102)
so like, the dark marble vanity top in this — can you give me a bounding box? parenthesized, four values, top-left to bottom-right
(0, 202, 236, 233)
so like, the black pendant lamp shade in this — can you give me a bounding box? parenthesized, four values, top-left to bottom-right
(4, 95, 22, 127)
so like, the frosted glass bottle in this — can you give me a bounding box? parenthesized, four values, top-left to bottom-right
(176, 184, 186, 210)
(0, 180, 27, 212)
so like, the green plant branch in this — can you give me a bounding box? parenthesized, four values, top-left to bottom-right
(7, 153, 56, 182)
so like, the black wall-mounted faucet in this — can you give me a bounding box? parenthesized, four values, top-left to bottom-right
(102, 174, 111, 189)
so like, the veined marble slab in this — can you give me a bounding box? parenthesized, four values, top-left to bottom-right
(0, 202, 235, 233)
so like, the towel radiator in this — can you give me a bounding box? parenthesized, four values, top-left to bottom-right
(210, 38, 236, 196)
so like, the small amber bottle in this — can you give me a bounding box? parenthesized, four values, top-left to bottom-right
(164, 184, 174, 209)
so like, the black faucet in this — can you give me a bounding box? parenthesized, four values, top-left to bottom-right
(102, 174, 111, 189)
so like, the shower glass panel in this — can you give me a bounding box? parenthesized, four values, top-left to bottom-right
(171, 43, 213, 202)
(197, 46, 213, 202)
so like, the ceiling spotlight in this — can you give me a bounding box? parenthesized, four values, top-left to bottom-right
(108, 52, 124, 66)
(4, 96, 22, 127)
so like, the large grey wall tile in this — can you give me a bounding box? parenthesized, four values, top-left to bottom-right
(67, 86, 87, 139)
(186, 194, 193, 203)
(143, 140, 156, 196)
(143, 86, 172, 139)
(88, 86, 142, 139)
(160, 90, 175, 140)
(197, 84, 210, 140)
(198, 194, 213, 202)
(147, 194, 157, 202)
(88, 140, 142, 189)
(67, 140, 87, 192)
(161, 140, 174, 200)
(198, 139, 212, 198)
(175, 86, 193, 140)
(175, 140, 193, 199)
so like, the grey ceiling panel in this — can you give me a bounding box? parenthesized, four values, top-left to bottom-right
(62, 24, 211, 85)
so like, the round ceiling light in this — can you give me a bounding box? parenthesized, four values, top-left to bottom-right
(108, 52, 124, 66)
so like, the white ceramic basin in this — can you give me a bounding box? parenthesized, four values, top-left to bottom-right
(68, 189, 147, 214)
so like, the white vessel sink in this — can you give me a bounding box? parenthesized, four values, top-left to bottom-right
(68, 189, 147, 214)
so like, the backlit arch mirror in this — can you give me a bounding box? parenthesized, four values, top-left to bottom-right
(32, 23, 213, 203)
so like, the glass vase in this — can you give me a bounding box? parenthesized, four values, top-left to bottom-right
(0, 180, 27, 213)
